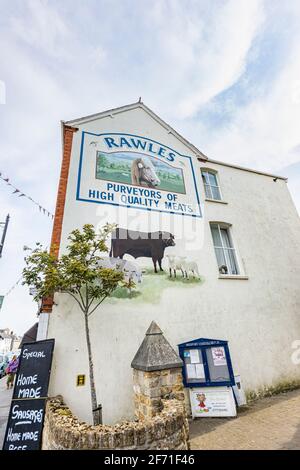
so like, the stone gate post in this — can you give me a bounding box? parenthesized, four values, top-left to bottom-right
(131, 321, 184, 420)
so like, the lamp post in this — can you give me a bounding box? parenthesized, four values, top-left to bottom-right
(0, 214, 10, 258)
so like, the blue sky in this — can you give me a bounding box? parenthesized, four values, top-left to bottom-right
(0, 0, 299, 334)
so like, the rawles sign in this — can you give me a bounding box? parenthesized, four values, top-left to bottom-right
(76, 133, 202, 218)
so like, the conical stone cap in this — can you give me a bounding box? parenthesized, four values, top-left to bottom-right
(131, 321, 183, 372)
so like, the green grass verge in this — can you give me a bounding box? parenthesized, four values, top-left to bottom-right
(108, 269, 204, 304)
(245, 379, 300, 403)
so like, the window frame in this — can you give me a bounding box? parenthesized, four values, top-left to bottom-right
(210, 222, 240, 276)
(201, 168, 223, 201)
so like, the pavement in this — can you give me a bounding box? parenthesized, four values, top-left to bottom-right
(190, 388, 300, 450)
(0, 376, 13, 449)
(0, 378, 299, 450)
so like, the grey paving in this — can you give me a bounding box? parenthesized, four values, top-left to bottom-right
(190, 388, 300, 450)
(0, 376, 13, 449)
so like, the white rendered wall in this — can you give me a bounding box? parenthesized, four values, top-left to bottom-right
(47, 107, 300, 424)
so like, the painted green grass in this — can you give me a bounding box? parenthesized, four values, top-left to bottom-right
(158, 176, 185, 193)
(108, 269, 203, 304)
(97, 168, 132, 184)
(96, 168, 186, 193)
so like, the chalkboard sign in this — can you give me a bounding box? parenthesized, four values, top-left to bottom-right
(13, 339, 55, 400)
(3, 339, 55, 451)
(3, 399, 46, 450)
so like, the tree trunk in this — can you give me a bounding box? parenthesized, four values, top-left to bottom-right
(84, 312, 101, 425)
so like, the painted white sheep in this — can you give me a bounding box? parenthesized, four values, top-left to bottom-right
(179, 256, 200, 279)
(122, 259, 143, 284)
(97, 257, 142, 285)
(166, 255, 185, 278)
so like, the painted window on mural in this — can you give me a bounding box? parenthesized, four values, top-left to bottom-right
(210, 224, 239, 275)
(96, 151, 186, 194)
(202, 170, 221, 200)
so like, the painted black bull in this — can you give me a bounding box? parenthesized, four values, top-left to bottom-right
(109, 228, 175, 273)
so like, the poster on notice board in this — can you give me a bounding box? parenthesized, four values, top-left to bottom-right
(211, 347, 227, 366)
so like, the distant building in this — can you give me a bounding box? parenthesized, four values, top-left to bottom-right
(0, 328, 21, 355)
(37, 102, 300, 425)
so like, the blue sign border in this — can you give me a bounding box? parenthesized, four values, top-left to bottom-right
(76, 132, 202, 218)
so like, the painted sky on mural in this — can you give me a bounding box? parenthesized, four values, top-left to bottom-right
(0, 0, 299, 334)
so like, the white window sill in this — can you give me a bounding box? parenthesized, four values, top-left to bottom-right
(218, 275, 249, 280)
(205, 198, 228, 204)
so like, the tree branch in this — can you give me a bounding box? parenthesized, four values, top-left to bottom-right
(85, 284, 89, 310)
(87, 295, 96, 312)
(77, 289, 86, 311)
(88, 293, 110, 316)
(62, 291, 85, 313)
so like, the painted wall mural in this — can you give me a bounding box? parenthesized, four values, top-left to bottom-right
(77, 133, 201, 218)
(96, 151, 186, 194)
(76, 131, 204, 303)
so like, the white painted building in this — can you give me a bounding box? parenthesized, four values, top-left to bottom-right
(39, 102, 300, 425)
(0, 328, 21, 355)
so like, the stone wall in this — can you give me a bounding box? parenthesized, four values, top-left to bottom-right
(42, 396, 189, 450)
(133, 368, 185, 420)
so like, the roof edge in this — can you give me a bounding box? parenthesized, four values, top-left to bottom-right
(64, 101, 208, 160)
(202, 157, 287, 181)
(65, 101, 140, 126)
(62, 102, 286, 181)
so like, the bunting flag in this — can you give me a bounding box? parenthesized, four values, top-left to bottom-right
(0, 171, 54, 219)
(3, 275, 23, 298)
(2, 243, 50, 302)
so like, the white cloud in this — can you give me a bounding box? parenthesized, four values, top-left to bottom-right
(130, 0, 264, 118)
(175, 0, 265, 117)
(188, 33, 300, 174)
(0, 80, 6, 104)
(10, 0, 70, 58)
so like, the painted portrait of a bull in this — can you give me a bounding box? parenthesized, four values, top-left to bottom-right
(131, 157, 160, 188)
(110, 228, 175, 273)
